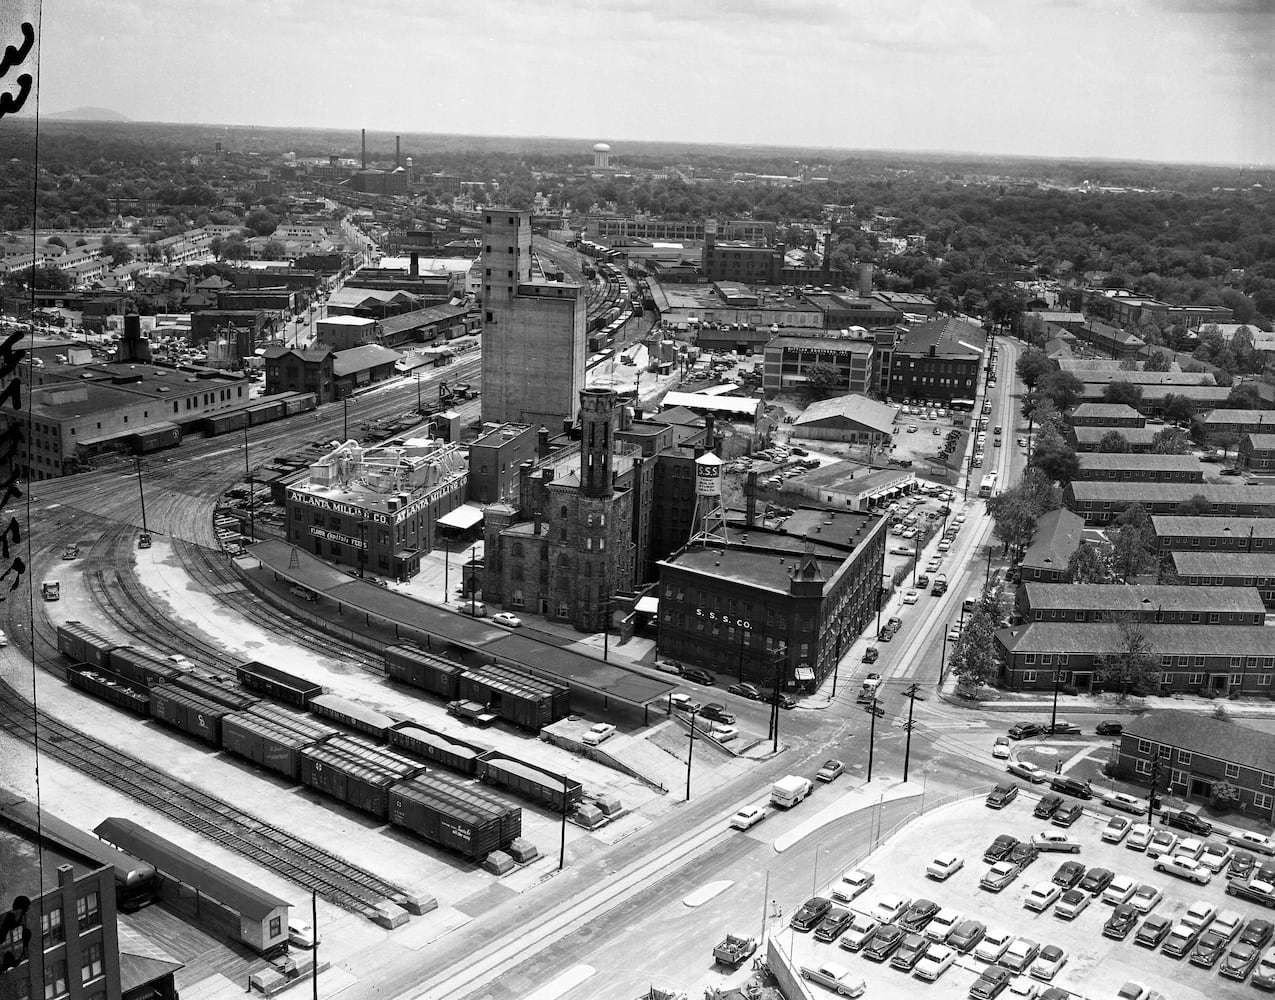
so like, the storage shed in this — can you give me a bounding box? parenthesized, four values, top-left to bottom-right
(93, 817, 291, 955)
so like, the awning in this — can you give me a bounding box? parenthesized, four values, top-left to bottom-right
(794, 666, 815, 681)
(436, 504, 484, 530)
(634, 596, 659, 614)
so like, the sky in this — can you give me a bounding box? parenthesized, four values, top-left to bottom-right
(22, 0, 1275, 165)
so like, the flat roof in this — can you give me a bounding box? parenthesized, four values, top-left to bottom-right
(662, 545, 842, 593)
(246, 540, 675, 708)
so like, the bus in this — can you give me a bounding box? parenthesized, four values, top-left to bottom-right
(979, 473, 997, 498)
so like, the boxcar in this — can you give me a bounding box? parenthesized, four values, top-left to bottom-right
(298, 742, 415, 817)
(234, 660, 323, 708)
(204, 411, 248, 437)
(169, 672, 259, 712)
(475, 754, 583, 812)
(131, 425, 181, 454)
(56, 621, 119, 670)
(387, 721, 488, 775)
(387, 776, 516, 860)
(418, 769, 521, 847)
(384, 645, 463, 701)
(309, 694, 393, 741)
(65, 663, 151, 715)
(458, 664, 570, 732)
(108, 646, 183, 687)
(221, 711, 326, 781)
(148, 684, 229, 746)
(246, 702, 338, 743)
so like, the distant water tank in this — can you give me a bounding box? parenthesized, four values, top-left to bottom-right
(592, 142, 612, 169)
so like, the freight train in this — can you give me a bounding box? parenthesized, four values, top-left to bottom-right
(201, 391, 318, 437)
(55, 625, 582, 853)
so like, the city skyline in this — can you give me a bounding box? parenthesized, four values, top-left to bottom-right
(38, 0, 1273, 167)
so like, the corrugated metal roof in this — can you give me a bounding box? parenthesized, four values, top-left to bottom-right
(93, 817, 289, 919)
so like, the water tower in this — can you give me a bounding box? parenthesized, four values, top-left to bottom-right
(689, 452, 727, 547)
(592, 142, 612, 169)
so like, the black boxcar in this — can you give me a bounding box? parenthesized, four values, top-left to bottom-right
(108, 646, 183, 687)
(387, 722, 488, 775)
(458, 664, 570, 732)
(299, 743, 405, 817)
(387, 776, 510, 860)
(221, 711, 325, 780)
(309, 694, 393, 741)
(234, 660, 323, 708)
(169, 672, 259, 712)
(66, 663, 151, 715)
(419, 769, 521, 847)
(246, 702, 338, 743)
(384, 644, 462, 701)
(475, 754, 583, 812)
(56, 622, 119, 670)
(149, 684, 228, 745)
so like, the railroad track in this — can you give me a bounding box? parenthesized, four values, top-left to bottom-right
(0, 681, 412, 918)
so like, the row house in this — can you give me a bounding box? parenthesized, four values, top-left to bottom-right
(1069, 403, 1145, 428)
(995, 621, 1275, 697)
(1064, 482, 1275, 525)
(1240, 432, 1275, 472)
(1116, 711, 1275, 821)
(1199, 408, 1275, 439)
(1152, 515, 1275, 553)
(1071, 425, 1157, 452)
(1015, 582, 1265, 626)
(1072, 453, 1203, 483)
(1019, 508, 1086, 583)
(1072, 321, 1145, 359)
(1171, 550, 1275, 609)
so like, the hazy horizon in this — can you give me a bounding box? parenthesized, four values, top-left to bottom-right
(35, 0, 1274, 168)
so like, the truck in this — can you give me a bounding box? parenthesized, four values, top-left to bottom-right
(930, 574, 948, 596)
(712, 933, 758, 968)
(446, 700, 499, 726)
(1225, 876, 1275, 908)
(771, 774, 813, 809)
(856, 677, 881, 704)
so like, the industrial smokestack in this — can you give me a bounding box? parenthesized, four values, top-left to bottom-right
(859, 262, 873, 297)
(396, 135, 401, 168)
(361, 128, 366, 169)
(410, 252, 419, 277)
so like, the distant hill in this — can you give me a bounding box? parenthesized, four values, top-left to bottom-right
(44, 106, 131, 122)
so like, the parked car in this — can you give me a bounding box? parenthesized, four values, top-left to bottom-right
(582, 722, 616, 746)
(1126, 824, 1154, 851)
(1133, 912, 1173, 949)
(1030, 944, 1066, 981)
(830, 868, 874, 903)
(1024, 882, 1061, 913)
(1096, 720, 1124, 735)
(974, 928, 1014, 964)
(1130, 883, 1163, 913)
(1008, 842, 1040, 870)
(981, 861, 1021, 892)
(986, 784, 1019, 809)
(1102, 875, 1138, 905)
(890, 932, 931, 971)
(1055, 888, 1091, 921)
(1007, 761, 1048, 784)
(925, 906, 963, 943)
(1002, 937, 1041, 973)
(816, 759, 846, 783)
(862, 924, 906, 962)
(1008, 722, 1044, 740)
(969, 966, 1013, 999)
(984, 834, 1020, 862)
(730, 805, 767, 830)
(815, 907, 854, 943)
(799, 961, 866, 997)
(1182, 900, 1218, 932)
(1048, 776, 1092, 799)
(1102, 816, 1132, 844)
(727, 682, 762, 700)
(698, 703, 735, 724)
(900, 898, 941, 932)
(1031, 831, 1081, 854)
(948, 918, 987, 954)
(1146, 830, 1178, 859)
(927, 852, 965, 881)
(1200, 842, 1235, 874)
(861, 647, 879, 664)
(1079, 867, 1115, 895)
(914, 942, 956, 982)
(1051, 803, 1084, 827)
(992, 735, 1011, 759)
(837, 912, 879, 953)
(1221, 941, 1262, 981)
(1033, 794, 1063, 819)
(791, 897, 834, 931)
(1104, 791, 1147, 816)
(680, 667, 716, 686)
(1052, 861, 1086, 888)
(1155, 855, 1213, 885)
(1103, 903, 1140, 939)
(872, 894, 910, 925)
(1160, 808, 1214, 836)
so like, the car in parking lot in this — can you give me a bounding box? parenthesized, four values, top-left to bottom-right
(1155, 854, 1212, 885)
(1031, 830, 1080, 854)
(831, 868, 875, 903)
(986, 783, 1019, 809)
(1130, 883, 1163, 913)
(1229, 829, 1275, 855)
(838, 912, 879, 952)
(1024, 883, 1061, 913)
(1030, 944, 1066, 981)
(974, 927, 1014, 964)
(1052, 861, 1085, 888)
(1104, 903, 1140, 939)
(698, 702, 735, 724)
(1162, 921, 1203, 958)
(984, 834, 1020, 862)
(1007, 761, 1047, 784)
(791, 897, 834, 931)
(925, 906, 963, 943)
(582, 722, 617, 745)
(1125, 824, 1153, 851)
(1182, 900, 1218, 932)
(1213, 909, 1244, 942)
(1221, 941, 1262, 981)
(1033, 794, 1063, 819)
(1146, 830, 1178, 858)
(727, 682, 762, 700)
(872, 894, 911, 924)
(1008, 842, 1040, 870)
(816, 759, 845, 783)
(669, 692, 700, 714)
(815, 906, 853, 943)
(1200, 841, 1235, 873)
(969, 965, 1014, 999)
(890, 932, 931, 971)
(1102, 874, 1137, 905)
(862, 923, 906, 961)
(948, 918, 987, 954)
(1102, 816, 1132, 844)
(1079, 867, 1114, 895)
(1103, 791, 1147, 816)
(799, 961, 866, 997)
(1242, 918, 1275, 951)
(981, 861, 1021, 892)
(1002, 937, 1041, 973)
(1160, 808, 1214, 836)
(1256, 946, 1275, 989)
(731, 805, 767, 830)
(914, 942, 956, 982)
(1135, 912, 1174, 948)
(927, 852, 964, 881)
(1051, 803, 1084, 827)
(900, 898, 940, 931)
(1173, 836, 1205, 861)
(1233, 851, 1258, 881)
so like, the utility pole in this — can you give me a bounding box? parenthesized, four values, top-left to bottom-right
(1147, 755, 1163, 824)
(558, 773, 569, 871)
(134, 455, 148, 534)
(1050, 668, 1061, 734)
(902, 683, 923, 782)
(310, 890, 319, 1000)
(863, 693, 884, 782)
(243, 418, 254, 542)
(685, 707, 700, 801)
(601, 595, 610, 662)
(470, 548, 478, 616)
(769, 643, 787, 754)
(343, 395, 349, 441)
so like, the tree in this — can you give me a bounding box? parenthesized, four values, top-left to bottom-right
(1065, 541, 1111, 584)
(1211, 780, 1241, 812)
(1143, 349, 1172, 372)
(988, 492, 1038, 558)
(1225, 382, 1263, 409)
(209, 236, 223, 260)
(1118, 357, 1139, 371)
(11, 265, 71, 291)
(950, 609, 1000, 689)
(1097, 617, 1160, 699)
(1018, 467, 1063, 517)
(261, 239, 285, 259)
(802, 362, 846, 398)
(1030, 422, 1079, 484)
(1113, 502, 1155, 541)
(1037, 370, 1084, 412)
(47, 235, 66, 248)
(1176, 494, 1212, 517)
(1211, 430, 1241, 459)
(1109, 524, 1159, 583)
(221, 237, 249, 261)
(1097, 430, 1131, 453)
(245, 208, 278, 236)
(1160, 393, 1195, 427)
(1015, 348, 1054, 389)
(1103, 380, 1144, 408)
(1152, 427, 1191, 454)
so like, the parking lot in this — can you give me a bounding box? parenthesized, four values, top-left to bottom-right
(776, 790, 1261, 999)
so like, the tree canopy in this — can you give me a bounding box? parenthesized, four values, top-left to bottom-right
(1015, 348, 1054, 389)
(1097, 430, 1131, 453)
(1103, 380, 1144, 408)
